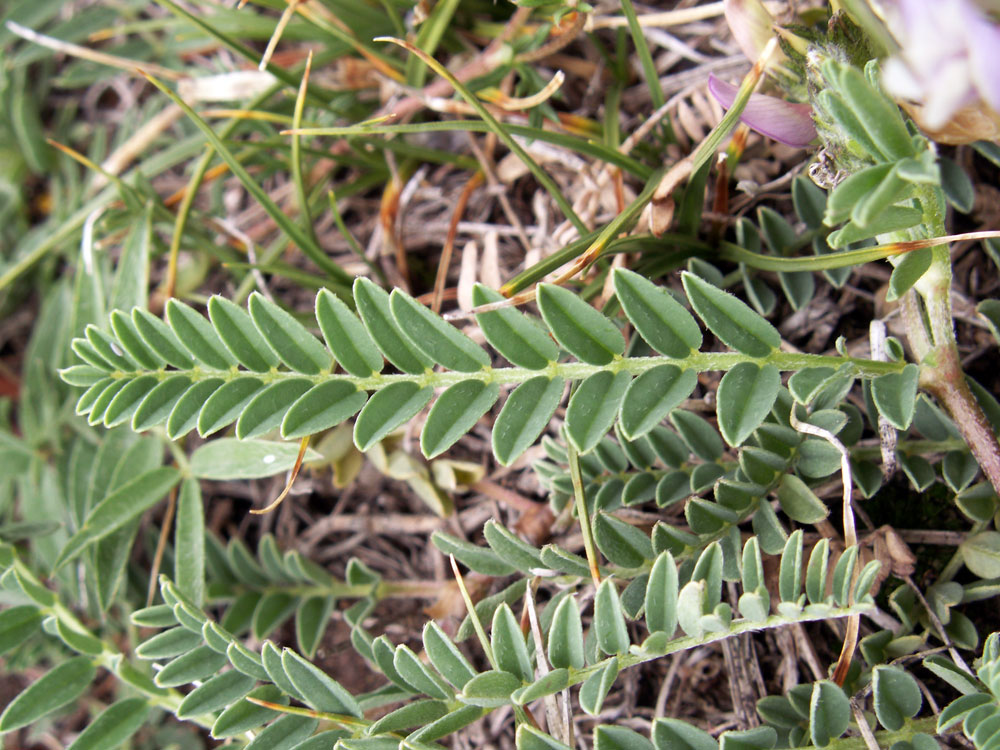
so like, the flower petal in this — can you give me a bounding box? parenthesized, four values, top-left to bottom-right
(708, 74, 816, 147)
(961, 0, 1000, 114)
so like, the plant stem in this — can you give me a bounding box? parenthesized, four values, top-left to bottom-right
(909, 187, 1000, 495)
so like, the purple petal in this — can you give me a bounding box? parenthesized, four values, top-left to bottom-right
(961, 0, 1000, 114)
(708, 74, 816, 147)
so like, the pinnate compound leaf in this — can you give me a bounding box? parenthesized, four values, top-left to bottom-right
(565, 371, 631, 453)
(282, 381, 368, 439)
(537, 283, 624, 365)
(871, 364, 919, 430)
(282, 648, 362, 716)
(249, 292, 331, 375)
(191, 438, 320, 480)
(55, 467, 180, 570)
(390, 289, 489, 372)
(421, 380, 499, 458)
(0, 656, 96, 733)
(492, 603, 533, 681)
(653, 718, 719, 750)
(613, 268, 701, 357)
(716, 363, 780, 446)
(354, 382, 433, 451)
(595, 578, 630, 655)
(354, 277, 432, 374)
(315, 288, 382, 377)
(166, 298, 237, 369)
(809, 680, 850, 747)
(620, 365, 698, 440)
(65, 697, 150, 750)
(681, 272, 780, 357)
(548, 595, 584, 669)
(208, 295, 279, 372)
(473, 283, 557, 368)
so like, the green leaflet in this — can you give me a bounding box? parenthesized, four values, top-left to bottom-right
(483, 520, 544, 572)
(872, 363, 920, 430)
(670, 409, 723, 462)
(594, 579, 629, 655)
(282, 648, 363, 716)
(244, 715, 318, 750)
(613, 268, 701, 357)
(296, 595, 335, 659)
(645, 551, 678, 636)
(167, 378, 225, 439)
(596, 726, 655, 750)
(547, 595, 584, 669)
(282, 381, 368, 439)
(368, 700, 448, 735)
(354, 382, 433, 451)
(517, 725, 573, 750)
(431, 531, 518, 576)
(652, 718, 718, 750)
(580, 657, 620, 715)
(390, 288, 489, 372)
(86, 324, 136, 371)
(0, 656, 96, 733)
(55, 466, 180, 570)
(155, 646, 228, 687)
(493, 376, 565, 466)
(393, 644, 452, 700)
(619, 365, 697, 440)
(212, 685, 286, 738)
(197, 377, 265, 436)
(103, 374, 159, 427)
(236, 378, 314, 439)
(315, 288, 383, 377)
(512, 669, 570, 705)
(190, 439, 321, 480)
(133, 307, 195, 369)
(594, 512, 654, 568)
(354, 277, 432, 374)
(87, 380, 129, 425)
(0, 605, 43, 656)
(778, 530, 805, 605)
(473, 283, 558, 368)
(715, 363, 780, 447)
(491, 603, 532, 681)
(681, 273, 780, 357)
(537, 283, 625, 365)
(166, 298, 237, 370)
(132, 375, 191, 431)
(65, 697, 150, 750)
(776, 474, 830, 524)
(421, 380, 499, 458)
(110, 310, 162, 370)
(462, 670, 521, 708)
(423, 621, 477, 689)
(887, 248, 932, 301)
(248, 292, 332, 375)
(208, 294, 279, 372)
(566, 371, 631, 453)
(809, 680, 850, 747)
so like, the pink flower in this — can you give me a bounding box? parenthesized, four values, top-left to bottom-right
(708, 74, 817, 147)
(881, 0, 1000, 130)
